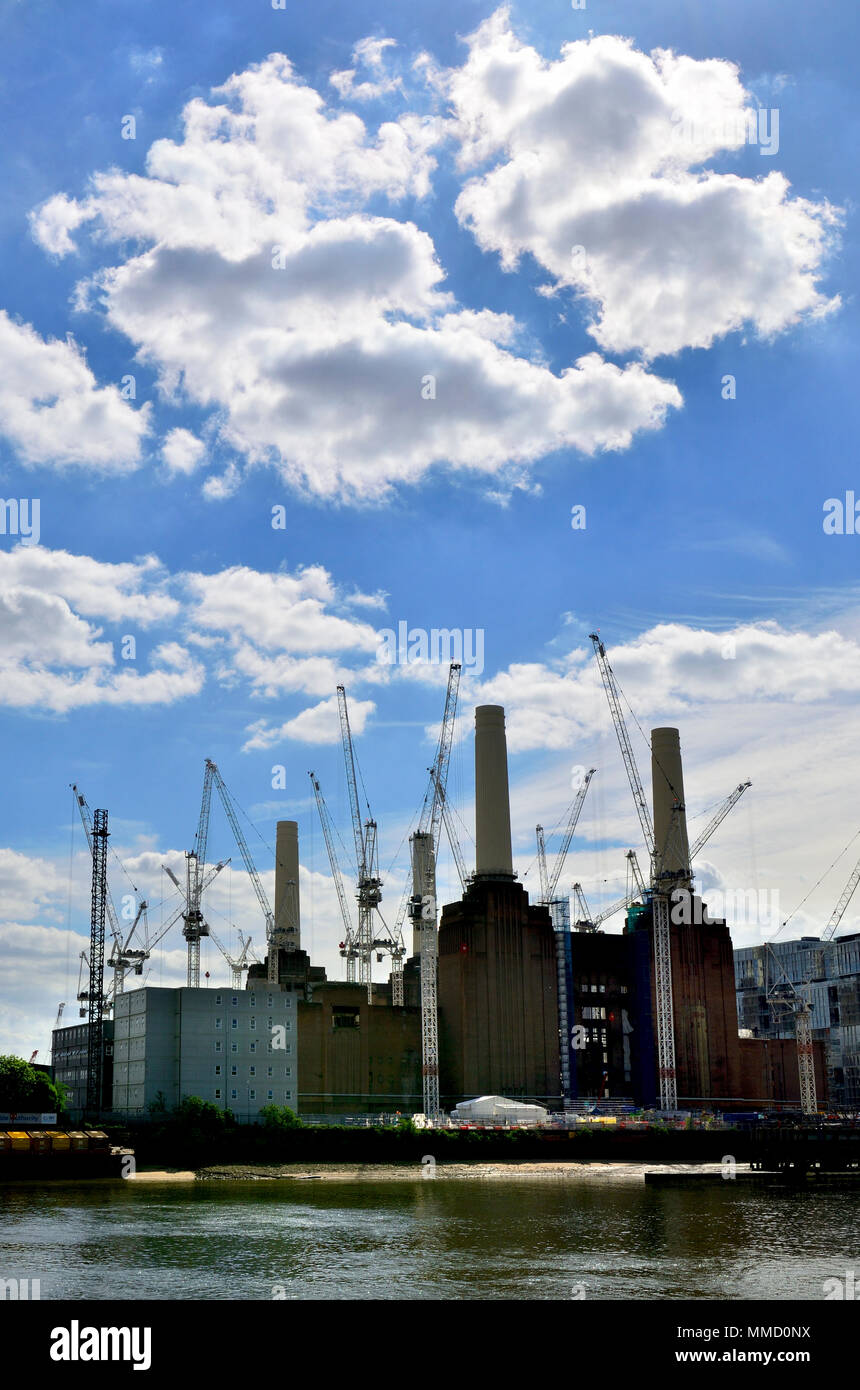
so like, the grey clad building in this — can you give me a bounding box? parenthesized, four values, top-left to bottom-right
(735, 934, 860, 1110)
(112, 984, 297, 1119)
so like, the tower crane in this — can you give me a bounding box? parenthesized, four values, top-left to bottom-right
(336, 686, 396, 1003)
(71, 785, 148, 995)
(86, 807, 108, 1119)
(205, 760, 298, 985)
(408, 663, 461, 1119)
(209, 928, 256, 990)
(309, 770, 360, 971)
(571, 882, 593, 929)
(150, 856, 228, 970)
(534, 767, 597, 1112)
(768, 838, 860, 1115)
(169, 760, 217, 987)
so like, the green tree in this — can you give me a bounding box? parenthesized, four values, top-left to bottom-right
(0, 1056, 65, 1113)
(259, 1103, 302, 1130)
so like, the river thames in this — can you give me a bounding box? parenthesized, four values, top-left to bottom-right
(0, 1169, 855, 1300)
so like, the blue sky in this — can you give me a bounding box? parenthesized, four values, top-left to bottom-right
(1, 0, 859, 1056)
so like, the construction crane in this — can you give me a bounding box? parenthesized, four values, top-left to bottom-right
(433, 776, 470, 891)
(171, 762, 217, 987)
(54, 1002, 65, 1032)
(589, 632, 676, 1109)
(688, 782, 752, 864)
(572, 882, 593, 929)
(535, 767, 596, 921)
(309, 770, 359, 970)
(209, 928, 256, 990)
(590, 634, 655, 862)
(72, 785, 148, 996)
(204, 760, 299, 985)
(86, 808, 108, 1119)
(336, 686, 395, 1003)
(768, 839, 860, 1115)
(408, 663, 461, 1119)
(534, 767, 597, 1112)
(108, 901, 149, 994)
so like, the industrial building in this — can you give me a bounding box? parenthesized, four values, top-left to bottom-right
(437, 706, 559, 1106)
(53, 649, 843, 1120)
(735, 934, 860, 1110)
(52, 1019, 114, 1114)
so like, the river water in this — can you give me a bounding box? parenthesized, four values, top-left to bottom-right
(0, 1171, 855, 1300)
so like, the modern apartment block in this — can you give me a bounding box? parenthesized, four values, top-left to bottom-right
(111, 984, 297, 1119)
(735, 934, 860, 1110)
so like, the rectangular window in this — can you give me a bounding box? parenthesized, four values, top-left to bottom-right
(250, 1018, 256, 1031)
(231, 1065, 237, 1076)
(231, 1018, 238, 1030)
(215, 994, 222, 1005)
(214, 1041, 222, 1053)
(285, 1067, 292, 1078)
(232, 996, 238, 1006)
(249, 1089, 256, 1101)
(231, 1042, 238, 1053)
(249, 1066, 256, 1077)
(267, 1090, 273, 1101)
(214, 1088, 222, 1100)
(249, 995, 256, 1007)
(231, 1089, 237, 1101)
(215, 1018, 222, 1029)
(215, 1065, 222, 1076)
(250, 1041, 257, 1053)
(267, 1067, 273, 1078)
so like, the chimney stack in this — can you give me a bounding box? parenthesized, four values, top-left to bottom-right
(274, 820, 300, 948)
(474, 705, 515, 878)
(651, 727, 691, 884)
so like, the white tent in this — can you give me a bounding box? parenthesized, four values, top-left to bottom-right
(451, 1095, 548, 1126)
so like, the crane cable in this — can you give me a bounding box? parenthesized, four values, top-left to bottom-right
(776, 825, 860, 939)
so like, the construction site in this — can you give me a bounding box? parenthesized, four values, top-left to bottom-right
(51, 636, 858, 1124)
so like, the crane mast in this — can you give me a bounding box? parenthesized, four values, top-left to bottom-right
(181, 762, 216, 987)
(409, 663, 461, 1120)
(86, 808, 109, 1119)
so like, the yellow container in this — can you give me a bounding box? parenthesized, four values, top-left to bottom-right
(67, 1131, 89, 1152)
(84, 1130, 109, 1150)
(27, 1131, 51, 1154)
(49, 1132, 70, 1151)
(0, 1132, 11, 1152)
(8, 1131, 31, 1151)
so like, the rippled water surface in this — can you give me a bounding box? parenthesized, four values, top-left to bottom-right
(0, 1175, 855, 1300)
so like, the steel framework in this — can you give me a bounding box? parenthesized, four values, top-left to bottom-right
(86, 808, 108, 1118)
